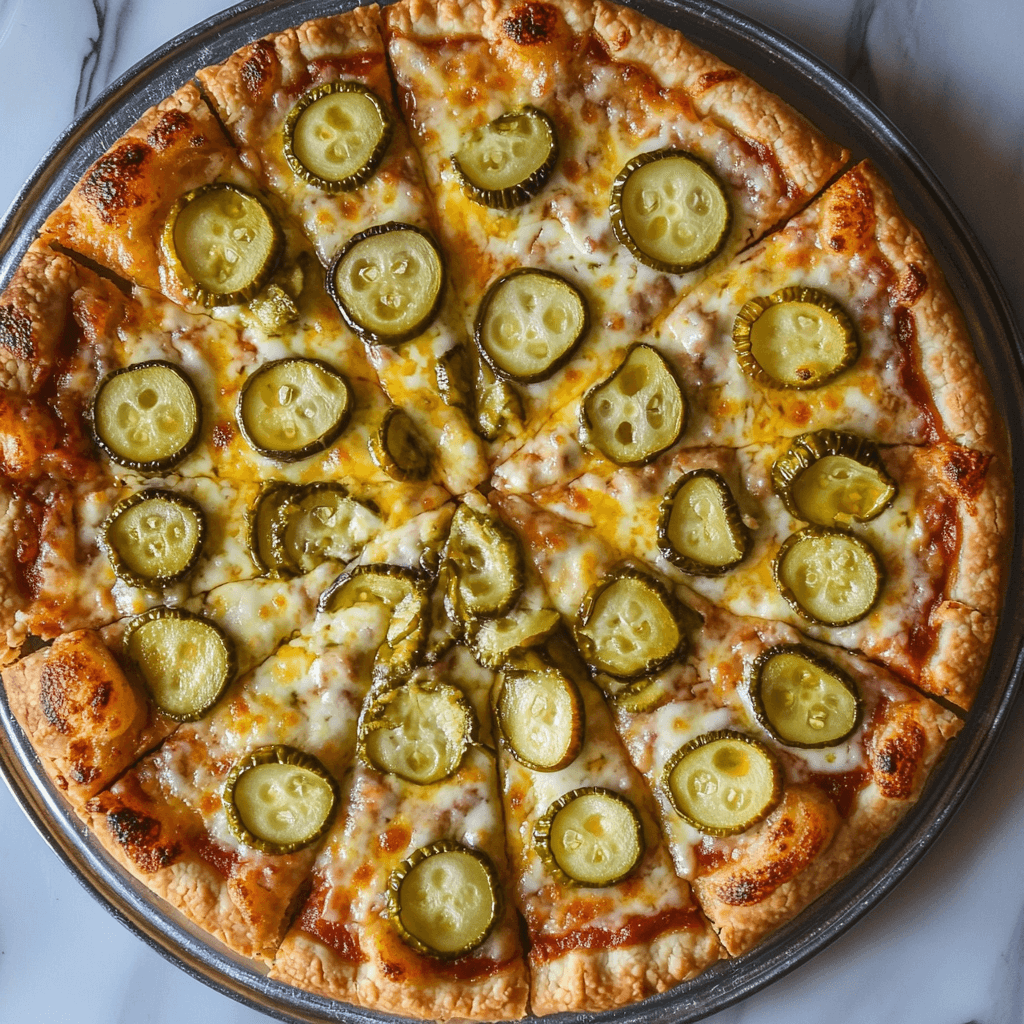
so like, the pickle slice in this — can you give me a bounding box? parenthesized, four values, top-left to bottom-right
(360, 679, 475, 784)
(329, 223, 444, 345)
(496, 664, 584, 771)
(248, 482, 302, 576)
(472, 354, 523, 441)
(238, 358, 352, 461)
(535, 788, 644, 886)
(475, 268, 588, 383)
(224, 746, 338, 854)
(103, 489, 205, 588)
(574, 567, 686, 681)
(370, 407, 431, 481)
(734, 287, 858, 389)
(580, 344, 685, 466)
(751, 645, 862, 748)
(772, 431, 897, 526)
(610, 150, 731, 274)
(452, 106, 557, 209)
(122, 609, 236, 721)
(774, 527, 883, 626)
(283, 81, 393, 191)
(92, 361, 201, 473)
(469, 606, 560, 670)
(665, 731, 782, 836)
(658, 469, 750, 575)
(387, 842, 501, 958)
(446, 504, 524, 620)
(163, 184, 281, 305)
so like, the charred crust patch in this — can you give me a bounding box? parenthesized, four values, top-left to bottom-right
(0, 304, 35, 359)
(107, 807, 181, 873)
(870, 716, 926, 800)
(696, 69, 741, 92)
(241, 40, 277, 96)
(941, 443, 990, 502)
(79, 142, 150, 222)
(891, 262, 928, 307)
(145, 109, 194, 152)
(501, 2, 559, 46)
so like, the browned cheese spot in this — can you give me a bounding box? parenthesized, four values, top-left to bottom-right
(502, 1, 560, 46)
(107, 806, 181, 873)
(696, 68, 741, 93)
(869, 704, 926, 800)
(241, 39, 277, 97)
(890, 262, 928, 307)
(940, 443, 990, 503)
(820, 169, 876, 255)
(78, 141, 151, 223)
(145, 109, 195, 152)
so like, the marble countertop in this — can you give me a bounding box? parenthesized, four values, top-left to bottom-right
(1, 1, 1022, 1022)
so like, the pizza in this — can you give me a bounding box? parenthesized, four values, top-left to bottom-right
(0, 0, 1009, 1019)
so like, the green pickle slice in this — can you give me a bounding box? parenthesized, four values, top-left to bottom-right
(469, 606, 560, 669)
(248, 482, 302, 576)
(446, 504, 524, 620)
(665, 731, 782, 836)
(496, 663, 584, 771)
(371, 407, 431, 481)
(659, 469, 750, 575)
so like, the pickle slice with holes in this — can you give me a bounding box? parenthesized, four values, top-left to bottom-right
(163, 184, 281, 305)
(772, 431, 897, 526)
(475, 269, 588, 383)
(224, 746, 338, 854)
(658, 469, 750, 575)
(248, 482, 302, 576)
(535, 788, 644, 886)
(734, 287, 858, 389)
(387, 841, 501, 958)
(122, 609, 236, 721)
(665, 731, 782, 836)
(92, 361, 201, 473)
(329, 223, 444, 345)
(446, 504, 524, 620)
(370, 407, 431, 481)
(751, 645, 862, 748)
(469, 607, 560, 670)
(580, 344, 685, 466)
(237, 357, 352, 461)
(452, 106, 557, 209)
(283, 81, 393, 192)
(574, 567, 686, 681)
(102, 489, 205, 588)
(359, 678, 475, 784)
(774, 527, 883, 626)
(610, 150, 731, 274)
(496, 663, 584, 771)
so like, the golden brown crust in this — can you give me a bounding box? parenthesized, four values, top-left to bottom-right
(269, 932, 361, 1003)
(0, 482, 28, 661)
(918, 601, 996, 710)
(386, 0, 595, 42)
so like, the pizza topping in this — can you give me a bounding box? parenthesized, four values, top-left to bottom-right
(92, 361, 201, 473)
(387, 842, 501, 958)
(370, 407, 431, 481)
(580, 344, 685, 465)
(248, 482, 302, 576)
(751, 645, 862, 748)
(237, 357, 352, 461)
(771, 431, 897, 526)
(224, 746, 338, 854)
(163, 183, 281, 305)
(472, 355, 524, 440)
(665, 731, 782, 836)
(535, 788, 644, 886)
(283, 81, 394, 191)
(452, 106, 557, 209)
(103, 489, 205, 588)
(360, 679, 475, 784)
(446, 503, 524, 620)
(658, 469, 750, 575)
(610, 150, 731, 274)
(122, 609, 235, 721)
(733, 287, 858, 389)
(329, 222, 444, 345)
(469, 606, 560, 669)
(495, 662, 584, 771)
(773, 527, 883, 626)
(574, 567, 686, 681)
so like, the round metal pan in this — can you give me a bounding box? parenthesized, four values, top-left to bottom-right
(2, 0, 1022, 1021)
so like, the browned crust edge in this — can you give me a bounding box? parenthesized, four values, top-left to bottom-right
(269, 932, 362, 1004)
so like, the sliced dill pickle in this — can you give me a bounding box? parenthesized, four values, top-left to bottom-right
(237, 358, 352, 461)
(612, 675, 674, 714)
(658, 469, 750, 575)
(535, 788, 644, 886)
(163, 184, 281, 305)
(469, 606, 560, 669)
(774, 527, 883, 626)
(92, 361, 201, 473)
(446, 504, 524, 620)
(574, 567, 686, 681)
(424, 564, 462, 662)
(751, 645, 862, 748)
(250, 283, 299, 334)
(772, 431, 897, 526)
(283, 81, 393, 191)
(580, 344, 685, 466)
(359, 678, 475, 784)
(248, 482, 302, 576)
(103, 489, 205, 588)
(122, 609, 235, 721)
(452, 106, 557, 209)
(473, 354, 523, 441)
(370, 407, 431, 481)
(496, 663, 584, 771)
(665, 731, 782, 836)
(610, 150, 731, 274)
(733, 287, 858, 389)
(475, 268, 588, 383)
(436, 344, 474, 413)
(387, 841, 501, 958)
(224, 745, 338, 854)
(329, 223, 444, 345)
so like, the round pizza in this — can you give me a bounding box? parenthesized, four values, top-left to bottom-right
(0, 0, 1009, 1019)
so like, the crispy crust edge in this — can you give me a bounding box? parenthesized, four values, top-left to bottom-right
(386, 0, 595, 40)
(269, 932, 362, 1004)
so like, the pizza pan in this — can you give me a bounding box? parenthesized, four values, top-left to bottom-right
(2, 0, 1022, 1021)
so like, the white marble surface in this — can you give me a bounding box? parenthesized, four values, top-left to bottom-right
(1, 1, 1022, 1022)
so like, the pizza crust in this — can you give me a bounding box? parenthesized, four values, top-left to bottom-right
(270, 933, 361, 1004)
